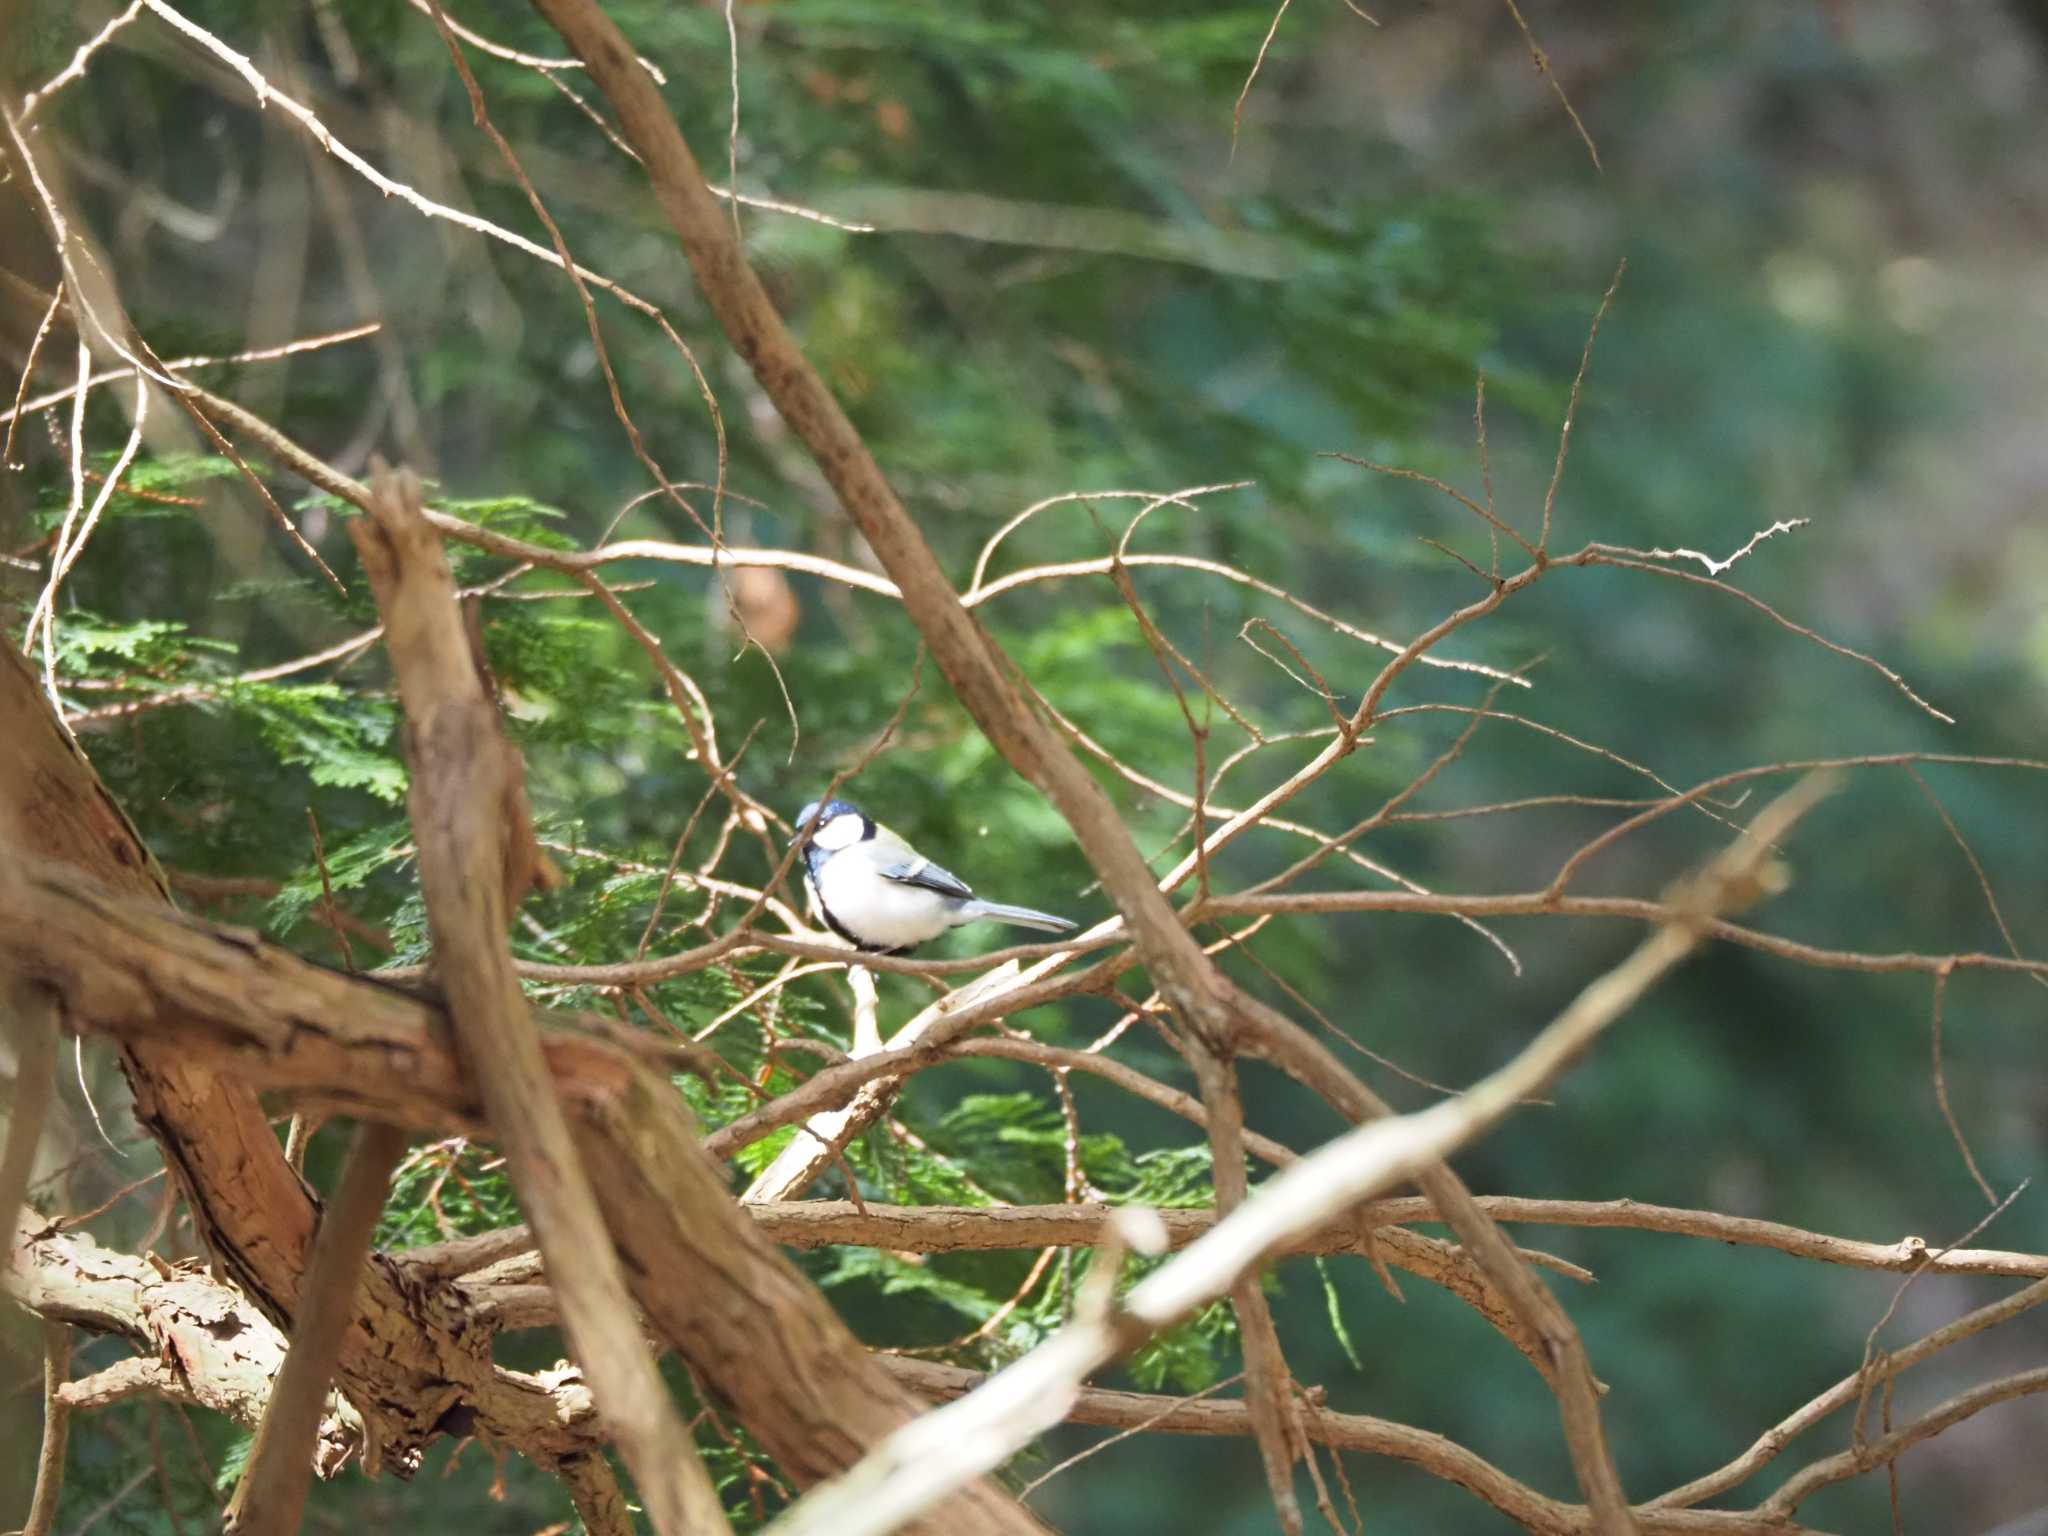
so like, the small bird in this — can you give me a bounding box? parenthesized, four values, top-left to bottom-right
(793, 798, 1078, 954)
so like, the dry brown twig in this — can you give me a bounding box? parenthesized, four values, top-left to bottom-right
(2, 981, 61, 1244)
(222, 1120, 408, 1536)
(18, 1320, 75, 1536)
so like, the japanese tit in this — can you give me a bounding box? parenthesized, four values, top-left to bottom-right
(793, 798, 1078, 955)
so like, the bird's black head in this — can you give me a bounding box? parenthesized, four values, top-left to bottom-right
(793, 797, 869, 850)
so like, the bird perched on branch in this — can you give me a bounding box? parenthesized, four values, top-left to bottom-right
(793, 798, 1078, 955)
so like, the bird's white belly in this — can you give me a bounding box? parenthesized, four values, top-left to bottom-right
(812, 858, 953, 949)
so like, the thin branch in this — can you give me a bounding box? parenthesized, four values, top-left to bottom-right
(1541, 260, 1624, 548)
(1905, 764, 2043, 984)
(687, 1195, 2048, 1289)
(396, 0, 661, 76)
(223, 1120, 408, 1536)
(1928, 967, 1996, 1206)
(1015, 1371, 1246, 1503)
(967, 483, 1249, 595)
(1541, 755, 2048, 901)
(1499, 0, 1602, 171)
(18, 1, 148, 120)
(740, 961, 1026, 1204)
(136, 0, 680, 324)
(21, 1321, 75, 1536)
(426, 2, 762, 710)
(1319, 450, 1536, 563)
(306, 808, 356, 973)
(884, 1359, 1792, 1536)
(1651, 1273, 2048, 1509)
(0, 323, 383, 429)
(1597, 519, 1810, 577)
(1, 982, 60, 1240)
(1577, 549, 1950, 723)
(1761, 1366, 2048, 1518)
(2, 278, 63, 467)
(1191, 1045, 1304, 1533)
(168, 867, 392, 953)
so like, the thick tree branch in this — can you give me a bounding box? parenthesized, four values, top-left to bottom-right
(559, 1453, 635, 1536)
(0, 643, 569, 1473)
(9, 1218, 364, 1462)
(0, 853, 1053, 1536)
(348, 462, 724, 1536)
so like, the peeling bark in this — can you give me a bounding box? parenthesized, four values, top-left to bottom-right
(0, 642, 623, 1478)
(0, 851, 1052, 1534)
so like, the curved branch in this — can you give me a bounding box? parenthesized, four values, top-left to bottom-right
(883, 1359, 1798, 1536)
(1761, 1366, 2048, 1517)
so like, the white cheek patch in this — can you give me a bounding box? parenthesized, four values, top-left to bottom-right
(811, 814, 865, 852)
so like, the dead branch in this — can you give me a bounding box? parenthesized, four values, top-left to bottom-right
(1653, 1273, 2048, 1509)
(9, 1218, 364, 1464)
(223, 1121, 408, 1536)
(20, 1320, 75, 1536)
(347, 461, 724, 1536)
(882, 1360, 1806, 1536)
(1760, 1365, 2048, 1518)
(0, 850, 1054, 1536)
(2, 979, 59, 1241)
(736, 1197, 2048, 1280)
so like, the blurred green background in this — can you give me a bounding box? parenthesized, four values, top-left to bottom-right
(2, 0, 2046, 1531)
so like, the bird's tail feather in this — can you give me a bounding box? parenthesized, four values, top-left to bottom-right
(960, 900, 1076, 934)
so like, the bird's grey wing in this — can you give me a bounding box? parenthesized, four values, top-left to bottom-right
(876, 853, 977, 903)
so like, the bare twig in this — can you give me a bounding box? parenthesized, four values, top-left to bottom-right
(1652, 1272, 2048, 1509)
(1927, 966, 1997, 1205)
(306, 808, 356, 973)
(19, 1, 148, 120)
(2, 279, 64, 467)
(1, 981, 59, 1240)
(1231, 1, 1294, 160)
(21, 1320, 75, 1536)
(1191, 1045, 1304, 1533)
(1762, 1366, 2048, 1518)
(1540, 260, 1623, 548)
(1499, 0, 1602, 170)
